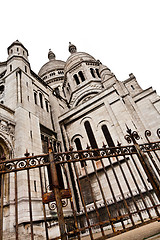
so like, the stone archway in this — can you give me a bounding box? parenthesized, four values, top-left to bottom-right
(0, 135, 13, 159)
(0, 137, 12, 201)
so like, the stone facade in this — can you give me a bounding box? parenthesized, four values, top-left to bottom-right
(0, 40, 160, 238)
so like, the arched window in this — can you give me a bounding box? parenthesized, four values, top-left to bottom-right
(101, 125, 115, 147)
(74, 138, 82, 150)
(62, 87, 66, 97)
(0, 85, 4, 94)
(84, 121, 98, 149)
(96, 69, 100, 78)
(45, 100, 49, 112)
(78, 71, 85, 82)
(74, 138, 86, 167)
(39, 93, 43, 108)
(90, 68, 95, 78)
(73, 74, 80, 85)
(34, 92, 37, 105)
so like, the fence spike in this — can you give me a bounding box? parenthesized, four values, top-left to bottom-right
(102, 142, 107, 148)
(24, 149, 30, 157)
(86, 144, 90, 149)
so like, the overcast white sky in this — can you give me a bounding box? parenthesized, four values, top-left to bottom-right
(0, 0, 160, 94)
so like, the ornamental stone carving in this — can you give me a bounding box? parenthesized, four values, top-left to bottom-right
(0, 118, 15, 138)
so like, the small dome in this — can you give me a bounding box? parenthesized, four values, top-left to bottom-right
(65, 44, 96, 73)
(99, 63, 110, 75)
(38, 49, 65, 77)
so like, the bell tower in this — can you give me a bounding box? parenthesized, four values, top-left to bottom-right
(4, 40, 42, 157)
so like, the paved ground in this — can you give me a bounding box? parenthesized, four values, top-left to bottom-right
(146, 233, 160, 240)
(109, 221, 160, 240)
(82, 221, 160, 240)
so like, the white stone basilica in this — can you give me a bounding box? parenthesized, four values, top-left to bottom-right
(0, 40, 160, 239)
(0, 40, 159, 159)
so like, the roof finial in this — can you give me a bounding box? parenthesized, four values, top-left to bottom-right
(48, 49, 55, 61)
(69, 42, 77, 54)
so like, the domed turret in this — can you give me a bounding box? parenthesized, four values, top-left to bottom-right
(7, 40, 29, 61)
(6, 40, 30, 75)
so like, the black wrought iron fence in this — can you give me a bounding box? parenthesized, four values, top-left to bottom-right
(0, 128, 160, 240)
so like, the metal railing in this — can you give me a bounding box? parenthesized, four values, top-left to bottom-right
(0, 128, 160, 240)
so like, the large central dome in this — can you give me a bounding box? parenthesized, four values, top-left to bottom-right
(38, 60, 65, 77)
(38, 49, 65, 78)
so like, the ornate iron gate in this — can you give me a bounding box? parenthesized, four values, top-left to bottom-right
(0, 128, 160, 240)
